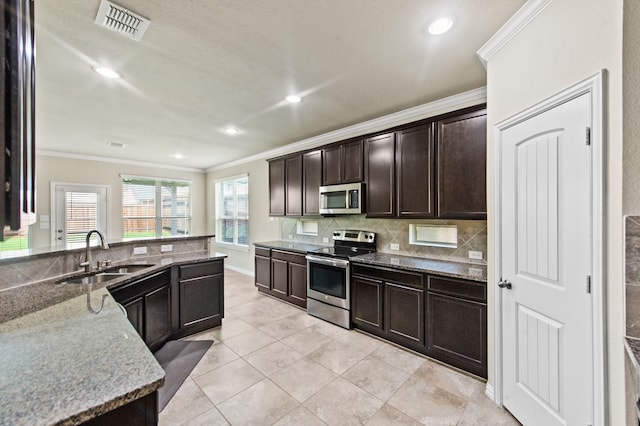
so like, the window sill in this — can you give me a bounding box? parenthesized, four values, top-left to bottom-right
(215, 242, 250, 252)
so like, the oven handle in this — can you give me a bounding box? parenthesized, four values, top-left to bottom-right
(306, 254, 349, 269)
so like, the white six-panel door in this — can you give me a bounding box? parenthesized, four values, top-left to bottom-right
(499, 92, 593, 425)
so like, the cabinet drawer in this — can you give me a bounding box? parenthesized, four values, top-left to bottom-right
(352, 264, 422, 289)
(179, 260, 223, 280)
(427, 275, 486, 303)
(110, 269, 171, 304)
(255, 247, 271, 257)
(271, 250, 306, 265)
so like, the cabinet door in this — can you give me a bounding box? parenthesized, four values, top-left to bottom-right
(396, 124, 435, 218)
(342, 140, 363, 183)
(255, 255, 271, 289)
(285, 154, 303, 216)
(426, 292, 487, 378)
(271, 258, 288, 296)
(436, 110, 487, 219)
(385, 283, 424, 348)
(144, 284, 172, 351)
(288, 261, 307, 307)
(123, 298, 144, 337)
(365, 133, 396, 217)
(351, 275, 384, 334)
(303, 150, 322, 216)
(322, 144, 342, 185)
(179, 275, 223, 329)
(269, 158, 286, 216)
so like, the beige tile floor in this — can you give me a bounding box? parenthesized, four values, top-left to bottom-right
(159, 269, 520, 426)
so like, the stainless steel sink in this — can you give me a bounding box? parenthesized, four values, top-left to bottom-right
(103, 264, 155, 274)
(56, 264, 156, 285)
(60, 272, 129, 285)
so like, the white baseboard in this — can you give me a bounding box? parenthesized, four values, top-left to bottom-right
(224, 264, 254, 277)
(485, 383, 495, 402)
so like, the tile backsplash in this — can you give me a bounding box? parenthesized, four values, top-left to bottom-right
(626, 216, 640, 338)
(281, 216, 487, 265)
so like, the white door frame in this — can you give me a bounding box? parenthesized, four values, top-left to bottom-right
(491, 71, 606, 424)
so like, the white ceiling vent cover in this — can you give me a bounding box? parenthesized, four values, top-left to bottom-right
(94, 0, 150, 41)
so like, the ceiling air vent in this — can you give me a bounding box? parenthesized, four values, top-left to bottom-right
(94, 0, 150, 41)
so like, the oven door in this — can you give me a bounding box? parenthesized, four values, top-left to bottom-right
(306, 254, 350, 309)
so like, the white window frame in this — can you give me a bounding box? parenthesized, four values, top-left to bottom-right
(121, 174, 192, 239)
(215, 174, 249, 252)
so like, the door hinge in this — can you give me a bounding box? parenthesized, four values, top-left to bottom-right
(586, 275, 592, 294)
(585, 127, 591, 146)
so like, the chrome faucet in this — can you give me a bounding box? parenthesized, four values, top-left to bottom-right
(80, 230, 109, 273)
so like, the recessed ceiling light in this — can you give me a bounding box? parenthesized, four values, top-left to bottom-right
(286, 95, 302, 104)
(93, 66, 121, 79)
(428, 18, 453, 35)
(224, 127, 239, 135)
(174, 153, 184, 159)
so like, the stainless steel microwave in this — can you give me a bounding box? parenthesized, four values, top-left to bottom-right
(319, 182, 363, 215)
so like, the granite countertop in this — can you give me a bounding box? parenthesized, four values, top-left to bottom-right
(1, 251, 228, 324)
(254, 240, 331, 254)
(0, 287, 165, 425)
(350, 252, 487, 282)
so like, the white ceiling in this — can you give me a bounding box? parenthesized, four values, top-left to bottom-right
(35, 0, 525, 170)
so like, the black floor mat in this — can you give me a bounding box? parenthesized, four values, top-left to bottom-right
(153, 340, 213, 412)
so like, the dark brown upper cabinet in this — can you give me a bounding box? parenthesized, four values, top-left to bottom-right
(322, 139, 363, 185)
(285, 154, 303, 216)
(396, 123, 436, 218)
(302, 150, 322, 216)
(364, 133, 396, 217)
(268, 157, 286, 216)
(436, 109, 487, 219)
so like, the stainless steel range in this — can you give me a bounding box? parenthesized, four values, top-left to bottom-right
(306, 230, 376, 329)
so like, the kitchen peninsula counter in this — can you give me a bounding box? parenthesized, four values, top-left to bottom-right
(0, 287, 164, 425)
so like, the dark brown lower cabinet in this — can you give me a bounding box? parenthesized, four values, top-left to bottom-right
(351, 263, 487, 378)
(110, 259, 225, 350)
(426, 275, 487, 378)
(351, 265, 424, 353)
(254, 247, 271, 290)
(110, 269, 172, 352)
(144, 282, 172, 350)
(176, 260, 224, 337)
(254, 248, 307, 308)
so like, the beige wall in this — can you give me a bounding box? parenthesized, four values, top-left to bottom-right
(486, 0, 624, 423)
(32, 155, 207, 248)
(206, 159, 281, 273)
(624, 0, 640, 214)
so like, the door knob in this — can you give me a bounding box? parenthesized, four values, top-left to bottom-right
(498, 279, 512, 289)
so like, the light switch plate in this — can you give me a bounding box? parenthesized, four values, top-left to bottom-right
(133, 246, 147, 255)
(390, 243, 400, 251)
(161, 244, 173, 252)
(322, 237, 329, 243)
(468, 250, 483, 260)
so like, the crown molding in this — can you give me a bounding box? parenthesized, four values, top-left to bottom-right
(476, 0, 555, 68)
(37, 150, 206, 173)
(206, 86, 487, 172)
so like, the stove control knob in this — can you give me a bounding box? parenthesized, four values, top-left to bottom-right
(333, 232, 340, 237)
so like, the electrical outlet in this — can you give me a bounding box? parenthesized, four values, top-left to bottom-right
(390, 243, 400, 251)
(468, 250, 483, 260)
(288, 234, 293, 240)
(322, 237, 329, 243)
(390, 258, 400, 265)
(133, 246, 147, 255)
(161, 244, 173, 252)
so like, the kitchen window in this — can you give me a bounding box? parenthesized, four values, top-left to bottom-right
(215, 174, 249, 249)
(122, 176, 191, 238)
